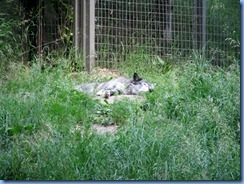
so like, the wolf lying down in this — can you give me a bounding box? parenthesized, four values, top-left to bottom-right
(74, 73, 154, 99)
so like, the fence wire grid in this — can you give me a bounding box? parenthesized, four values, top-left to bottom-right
(37, 0, 73, 56)
(94, 0, 240, 68)
(15, 0, 240, 69)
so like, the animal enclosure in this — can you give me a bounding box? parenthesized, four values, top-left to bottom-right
(19, 0, 240, 70)
(0, 0, 241, 180)
(93, 0, 240, 67)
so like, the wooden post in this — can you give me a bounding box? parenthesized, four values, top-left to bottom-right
(73, 0, 81, 64)
(81, 0, 95, 73)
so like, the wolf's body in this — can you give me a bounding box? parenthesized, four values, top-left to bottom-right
(74, 73, 154, 98)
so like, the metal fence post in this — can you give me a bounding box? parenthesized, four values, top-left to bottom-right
(81, 0, 95, 73)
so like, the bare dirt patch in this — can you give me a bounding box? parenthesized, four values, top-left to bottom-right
(95, 94, 145, 104)
(91, 124, 118, 135)
(75, 123, 118, 135)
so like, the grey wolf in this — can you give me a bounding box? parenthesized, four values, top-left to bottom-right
(74, 73, 154, 98)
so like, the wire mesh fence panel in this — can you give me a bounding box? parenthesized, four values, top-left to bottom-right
(205, 0, 240, 65)
(37, 0, 73, 59)
(94, 0, 240, 68)
(15, 0, 240, 69)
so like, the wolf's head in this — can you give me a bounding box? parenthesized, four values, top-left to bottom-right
(127, 73, 154, 95)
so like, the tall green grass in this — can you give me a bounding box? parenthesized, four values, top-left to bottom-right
(0, 55, 240, 180)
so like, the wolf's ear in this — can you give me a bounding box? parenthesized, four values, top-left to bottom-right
(133, 73, 142, 81)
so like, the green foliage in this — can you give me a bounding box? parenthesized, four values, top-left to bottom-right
(110, 100, 138, 126)
(0, 0, 29, 77)
(0, 52, 240, 180)
(0, 14, 22, 68)
(0, 0, 239, 178)
(206, 0, 240, 64)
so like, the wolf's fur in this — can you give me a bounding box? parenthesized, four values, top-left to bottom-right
(74, 73, 154, 98)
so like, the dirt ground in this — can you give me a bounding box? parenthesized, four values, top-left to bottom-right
(75, 123, 118, 136)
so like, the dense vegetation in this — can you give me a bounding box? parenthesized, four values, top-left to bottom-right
(0, 54, 240, 180)
(0, 0, 240, 180)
